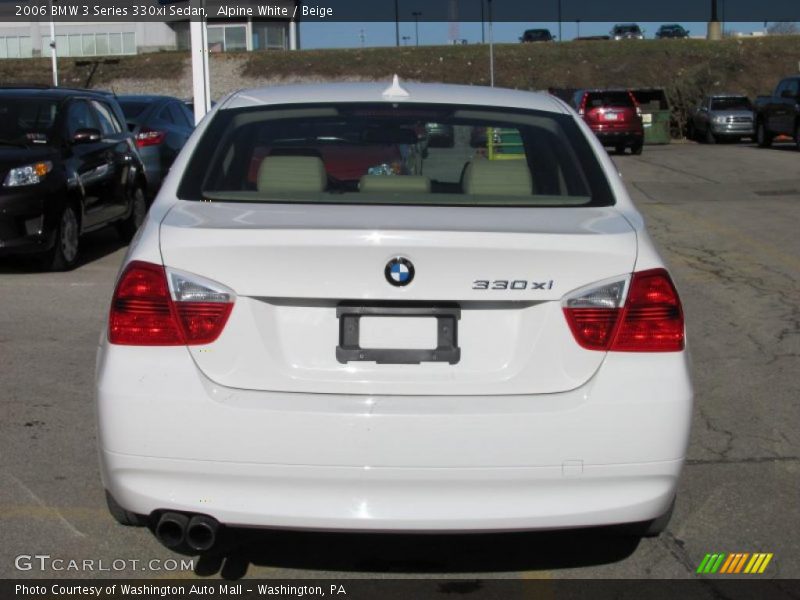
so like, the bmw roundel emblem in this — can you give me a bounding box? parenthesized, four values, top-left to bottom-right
(385, 257, 415, 287)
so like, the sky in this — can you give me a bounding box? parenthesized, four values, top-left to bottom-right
(298, 21, 774, 49)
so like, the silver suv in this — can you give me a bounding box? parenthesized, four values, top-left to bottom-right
(688, 94, 755, 144)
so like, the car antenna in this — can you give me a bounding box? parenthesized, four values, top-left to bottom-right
(382, 74, 410, 99)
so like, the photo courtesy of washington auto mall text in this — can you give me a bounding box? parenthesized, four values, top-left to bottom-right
(1, 0, 800, 598)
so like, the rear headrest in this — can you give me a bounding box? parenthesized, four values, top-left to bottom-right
(359, 175, 431, 194)
(463, 160, 533, 196)
(257, 156, 327, 193)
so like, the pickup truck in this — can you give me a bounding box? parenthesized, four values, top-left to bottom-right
(754, 76, 800, 149)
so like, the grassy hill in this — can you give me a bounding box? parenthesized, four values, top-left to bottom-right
(1, 35, 799, 135)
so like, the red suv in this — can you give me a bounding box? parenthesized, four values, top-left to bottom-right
(573, 89, 644, 155)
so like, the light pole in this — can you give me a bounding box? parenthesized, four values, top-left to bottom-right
(487, 0, 494, 86)
(557, 0, 562, 42)
(49, 0, 58, 87)
(412, 11, 422, 46)
(576, 19, 581, 39)
(480, 0, 485, 43)
(395, 0, 400, 46)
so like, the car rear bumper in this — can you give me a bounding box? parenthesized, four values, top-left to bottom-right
(96, 344, 693, 531)
(593, 130, 644, 147)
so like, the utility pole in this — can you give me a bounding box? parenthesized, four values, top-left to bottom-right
(707, 0, 722, 40)
(480, 0, 485, 43)
(557, 0, 562, 42)
(488, 0, 494, 86)
(49, 0, 58, 86)
(413, 11, 422, 46)
(395, 0, 400, 46)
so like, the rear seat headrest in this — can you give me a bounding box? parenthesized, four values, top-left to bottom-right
(359, 175, 431, 194)
(257, 156, 327, 193)
(463, 160, 533, 196)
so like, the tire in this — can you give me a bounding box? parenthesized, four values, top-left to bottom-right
(630, 142, 643, 155)
(614, 144, 626, 155)
(704, 128, 716, 144)
(39, 204, 80, 272)
(686, 122, 695, 142)
(756, 121, 772, 148)
(116, 187, 147, 243)
(105, 491, 148, 527)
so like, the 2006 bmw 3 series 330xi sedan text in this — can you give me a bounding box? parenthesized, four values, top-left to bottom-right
(96, 78, 693, 552)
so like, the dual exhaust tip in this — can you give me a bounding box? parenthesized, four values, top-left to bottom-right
(155, 512, 219, 552)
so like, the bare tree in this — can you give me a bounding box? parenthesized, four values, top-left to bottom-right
(767, 22, 799, 35)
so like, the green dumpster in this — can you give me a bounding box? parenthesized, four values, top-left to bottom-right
(632, 89, 671, 145)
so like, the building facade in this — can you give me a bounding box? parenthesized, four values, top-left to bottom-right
(0, 20, 294, 59)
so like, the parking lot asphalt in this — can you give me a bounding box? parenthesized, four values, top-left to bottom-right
(1, 141, 798, 582)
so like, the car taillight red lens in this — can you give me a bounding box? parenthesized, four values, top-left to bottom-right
(135, 128, 166, 148)
(612, 269, 684, 352)
(563, 269, 684, 353)
(109, 261, 234, 346)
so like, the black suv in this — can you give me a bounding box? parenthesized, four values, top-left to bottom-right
(0, 87, 147, 270)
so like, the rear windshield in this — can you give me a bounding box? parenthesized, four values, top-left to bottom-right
(118, 101, 150, 120)
(710, 97, 752, 111)
(179, 103, 614, 208)
(585, 92, 634, 109)
(0, 98, 59, 145)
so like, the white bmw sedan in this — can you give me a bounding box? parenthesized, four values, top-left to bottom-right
(96, 79, 692, 552)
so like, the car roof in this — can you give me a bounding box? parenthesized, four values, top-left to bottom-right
(117, 94, 176, 102)
(225, 81, 568, 114)
(0, 86, 114, 100)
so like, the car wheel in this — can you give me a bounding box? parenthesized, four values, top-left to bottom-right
(614, 144, 626, 155)
(630, 142, 643, 155)
(116, 187, 147, 243)
(756, 121, 772, 148)
(40, 204, 80, 272)
(705, 128, 716, 144)
(105, 491, 148, 527)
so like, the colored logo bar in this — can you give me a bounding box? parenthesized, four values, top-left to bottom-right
(697, 553, 773, 574)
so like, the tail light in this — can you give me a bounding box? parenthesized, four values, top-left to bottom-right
(109, 261, 234, 346)
(135, 127, 166, 148)
(563, 269, 684, 352)
(628, 91, 642, 117)
(578, 93, 588, 116)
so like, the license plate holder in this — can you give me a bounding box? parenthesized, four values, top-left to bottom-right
(336, 304, 461, 365)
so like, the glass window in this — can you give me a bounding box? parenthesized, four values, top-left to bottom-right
(20, 37, 32, 58)
(7, 36, 20, 58)
(169, 103, 192, 128)
(96, 33, 109, 56)
(109, 33, 122, 55)
(122, 32, 135, 55)
(56, 35, 67, 56)
(0, 98, 59, 144)
(710, 97, 752, 111)
(92, 101, 122, 135)
(66, 101, 100, 138)
(224, 26, 247, 52)
(207, 27, 224, 52)
(69, 34, 81, 57)
(82, 34, 96, 56)
(0, 38, 7, 60)
(178, 103, 614, 208)
(158, 105, 176, 124)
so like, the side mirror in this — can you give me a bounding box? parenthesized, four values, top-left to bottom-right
(72, 128, 102, 144)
